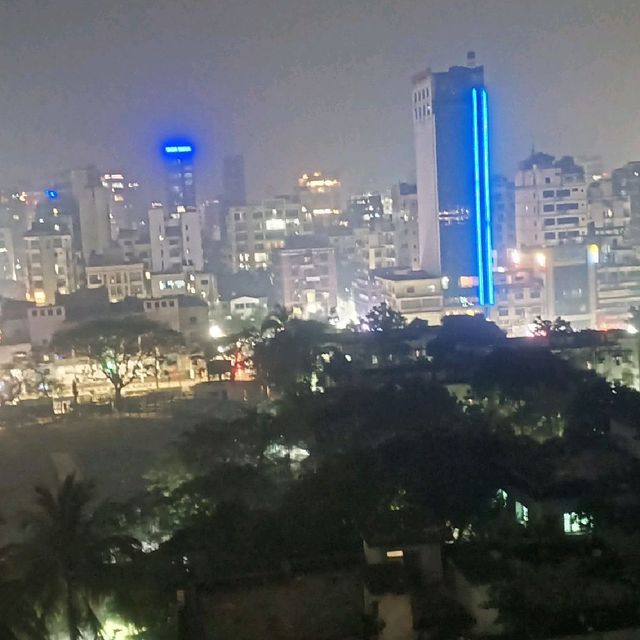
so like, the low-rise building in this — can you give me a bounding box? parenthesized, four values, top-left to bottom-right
(375, 269, 443, 325)
(149, 270, 216, 306)
(27, 305, 65, 346)
(86, 260, 146, 302)
(143, 295, 210, 343)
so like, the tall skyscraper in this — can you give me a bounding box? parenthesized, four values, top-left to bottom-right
(222, 155, 246, 207)
(412, 51, 494, 306)
(163, 142, 196, 211)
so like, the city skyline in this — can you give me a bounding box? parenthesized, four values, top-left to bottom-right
(0, 0, 639, 202)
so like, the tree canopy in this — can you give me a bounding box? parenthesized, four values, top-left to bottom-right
(53, 316, 183, 406)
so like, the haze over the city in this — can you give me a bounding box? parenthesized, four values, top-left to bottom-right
(1, 0, 639, 200)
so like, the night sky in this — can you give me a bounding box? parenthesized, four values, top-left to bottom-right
(1, 0, 639, 201)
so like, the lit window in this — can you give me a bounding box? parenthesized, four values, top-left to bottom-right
(563, 512, 592, 535)
(515, 501, 529, 526)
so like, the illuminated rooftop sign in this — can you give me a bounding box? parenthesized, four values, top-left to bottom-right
(164, 145, 193, 154)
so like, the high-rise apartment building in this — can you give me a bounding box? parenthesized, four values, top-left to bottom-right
(101, 171, 142, 235)
(163, 142, 196, 211)
(347, 193, 385, 226)
(148, 206, 204, 273)
(24, 220, 76, 305)
(492, 176, 516, 266)
(227, 199, 313, 272)
(70, 166, 112, 262)
(514, 153, 588, 250)
(273, 236, 338, 318)
(222, 155, 246, 207)
(391, 183, 418, 222)
(412, 51, 494, 306)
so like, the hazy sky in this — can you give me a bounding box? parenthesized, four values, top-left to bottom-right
(1, 0, 639, 201)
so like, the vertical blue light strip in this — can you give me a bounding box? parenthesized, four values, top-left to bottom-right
(481, 89, 494, 305)
(471, 88, 485, 305)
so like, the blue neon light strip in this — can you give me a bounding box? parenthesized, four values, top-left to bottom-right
(164, 145, 193, 154)
(471, 88, 485, 305)
(481, 89, 494, 305)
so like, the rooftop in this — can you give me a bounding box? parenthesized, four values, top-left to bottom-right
(375, 268, 439, 282)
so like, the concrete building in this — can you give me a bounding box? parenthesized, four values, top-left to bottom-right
(515, 153, 589, 250)
(412, 51, 494, 306)
(375, 269, 444, 324)
(296, 172, 342, 218)
(24, 221, 77, 305)
(492, 175, 516, 266)
(347, 193, 386, 226)
(612, 161, 640, 247)
(391, 183, 418, 222)
(70, 166, 112, 262)
(27, 305, 65, 346)
(490, 263, 547, 336)
(143, 295, 209, 343)
(86, 260, 146, 302)
(148, 206, 204, 272)
(163, 142, 196, 211)
(149, 270, 216, 306)
(0, 226, 17, 280)
(101, 171, 142, 236)
(273, 237, 338, 318)
(227, 199, 313, 272)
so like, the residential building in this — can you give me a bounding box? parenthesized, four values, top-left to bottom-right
(0, 298, 35, 344)
(149, 270, 216, 305)
(412, 51, 494, 306)
(490, 263, 547, 336)
(23, 220, 76, 305)
(514, 153, 589, 250)
(611, 161, 640, 247)
(0, 226, 17, 280)
(70, 166, 112, 262)
(27, 305, 65, 346)
(227, 296, 268, 321)
(143, 295, 209, 343)
(115, 228, 152, 268)
(491, 175, 516, 266)
(163, 141, 196, 211)
(101, 171, 142, 236)
(347, 193, 385, 226)
(273, 236, 338, 318)
(86, 260, 146, 302)
(375, 269, 444, 324)
(227, 199, 313, 271)
(391, 182, 418, 223)
(148, 206, 204, 272)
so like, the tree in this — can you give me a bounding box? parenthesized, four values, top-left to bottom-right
(260, 304, 291, 338)
(53, 316, 182, 408)
(362, 302, 406, 332)
(2, 475, 140, 640)
(532, 316, 574, 337)
(252, 319, 329, 391)
(0, 577, 48, 639)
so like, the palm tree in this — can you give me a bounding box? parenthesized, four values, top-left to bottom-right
(3, 475, 139, 640)
(0, 577, 48, 639)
